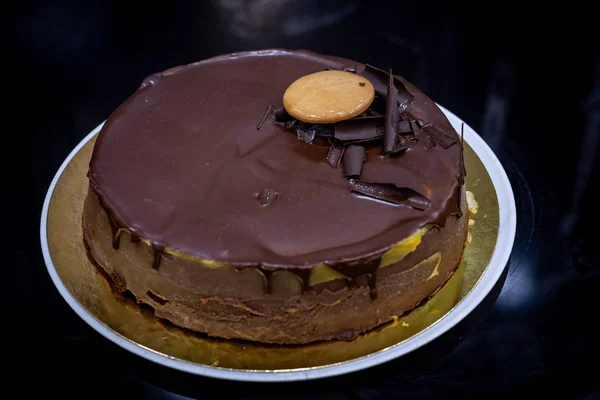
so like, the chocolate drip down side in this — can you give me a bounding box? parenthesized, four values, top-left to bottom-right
(88, 49, 465, 294)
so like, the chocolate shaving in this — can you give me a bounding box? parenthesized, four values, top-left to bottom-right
(391, 134, 417, 154)
(343, 145, 367, 178)
(361, 64, 389, 97)
(350, 180, 431, 210)
(311, 124, 335, 138)
(335, 116, 383, 142)
(258, 189, 278, 207)
(327, 140, 345, 168)
(273, 107, 294, 123)
(397, 120, 412, 134)
(360, 64, 415, 111)
(422, 125, 457, 149)
(296, 125, 316, 143)
(256, 105, 273, 130)
(367, 97, 386, 115)
(425, 135, 437, 151)
(383, 68, 400, 155)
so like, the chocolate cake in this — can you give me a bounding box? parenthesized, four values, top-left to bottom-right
(83, 49, 468, 345)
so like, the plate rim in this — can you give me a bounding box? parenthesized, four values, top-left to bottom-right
(40, 106, 516, 382)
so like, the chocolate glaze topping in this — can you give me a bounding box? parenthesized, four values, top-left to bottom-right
(89, 50, 463, 270)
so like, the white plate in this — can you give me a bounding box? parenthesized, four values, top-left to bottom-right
(40, 105, 516, 382)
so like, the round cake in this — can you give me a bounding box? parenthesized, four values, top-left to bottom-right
(84, 49, 468, 344)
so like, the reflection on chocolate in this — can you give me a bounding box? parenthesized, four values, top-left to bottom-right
(273, 106, 293, 123)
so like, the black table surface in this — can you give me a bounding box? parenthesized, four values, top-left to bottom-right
(10, 1, 599, 398)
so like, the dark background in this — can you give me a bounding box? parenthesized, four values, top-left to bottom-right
(10, 1, 599, 398)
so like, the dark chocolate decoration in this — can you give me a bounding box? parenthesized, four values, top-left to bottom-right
(334, 116, 383, 142)
(294, 123, 333, 142)
(296, 125, 316, 143)
(367, 97, 386, 116)
(422, 125, 457, 149)
(343, 145, 367, 178)
(359, 82, 366, 87)
(361, 64, 389, 97)
(397, 120, 412, 134)
(258, 189, 279, 207)
(108, 215, 120, 250)
(425, 135, 436, 151)
(256, 105, 273, 130)
(273, 107, 293, 123)
(310, 124, 335, 138)
(350, 180, 431, 210)
(261, 268, 275, 294)
(287, 267, 312, 293)
(383, 68, 400, 155)
(360, 64, 415, 111)
(460, 123, 466, 184)
(327, 140, 345, 168)
(390, 134, 417, 154)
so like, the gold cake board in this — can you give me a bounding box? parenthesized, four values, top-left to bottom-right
(45, 134, 499, 372)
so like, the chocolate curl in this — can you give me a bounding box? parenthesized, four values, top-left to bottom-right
(334, 116, 383, 143)
(327, 140, 345, 168)
(350, 180, 431, 210)
(256, 105, 273, 130)
(422, 125, 457, 149)
(383, 68, 400, 155)
(343, 145, 367, 178)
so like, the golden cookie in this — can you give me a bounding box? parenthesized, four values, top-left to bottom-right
(283, 70, 375, 124)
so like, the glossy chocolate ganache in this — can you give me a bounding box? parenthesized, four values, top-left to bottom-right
(84, 49, 468, 344)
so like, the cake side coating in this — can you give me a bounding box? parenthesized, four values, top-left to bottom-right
(83, 188, 467, 344)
